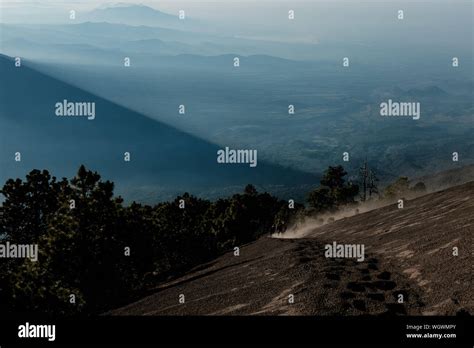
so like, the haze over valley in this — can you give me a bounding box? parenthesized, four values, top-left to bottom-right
(1, 1, 472, 201)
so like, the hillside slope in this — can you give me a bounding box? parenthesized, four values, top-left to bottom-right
(108, 181, 473, 316)
(307, 181, 473, 315)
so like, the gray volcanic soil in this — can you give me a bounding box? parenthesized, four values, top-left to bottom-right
(108, 182, 473, 316)
(307, 181, 473, 315)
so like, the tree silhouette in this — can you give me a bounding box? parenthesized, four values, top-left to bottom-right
(359, 160, 379, 201)
(0, 169, 67, 243)
(307, 165, 359, 212)
(0, 166, 305, 316)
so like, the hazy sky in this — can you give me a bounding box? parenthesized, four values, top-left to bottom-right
(1, 1, 472, 46)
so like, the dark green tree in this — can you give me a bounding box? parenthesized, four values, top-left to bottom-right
(0, 169, 68, 243)
(0, 166, 306, 316)
(307, 165, 359, 212)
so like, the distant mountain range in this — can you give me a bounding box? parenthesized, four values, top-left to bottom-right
(83, 4, 198, 30)
(1, 8, 472, 201)
(0, 21, 374, 62)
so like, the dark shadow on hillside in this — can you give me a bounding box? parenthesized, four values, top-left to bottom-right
(0, 54, 317, 201)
